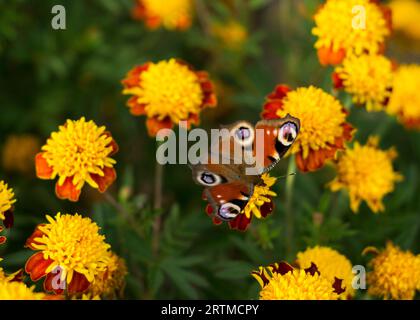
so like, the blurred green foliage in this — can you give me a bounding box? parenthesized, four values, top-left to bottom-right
(0, 0, 419, 299)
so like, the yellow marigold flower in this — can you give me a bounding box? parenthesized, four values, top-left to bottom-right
(334, 54, 394, 111)
(132, 0, 193, 30)
(363, 242, 420, 300)
(0, 281, 46, 300)
(387, 64, 420, 130)
(252, 261, 343, 300)
(329, 136, 403, 213)
(312, 0, 391, 66)
(2, 134, 40, 174)
(122, 59, 217, 136)
(212, 21, 248, 49)
(25, 213, 111, 295)
(35, 117, 118, 202)
(0, 180, 16, 229)
(297, 246, 354, 298)
(243, 174, 276, 219)
(87, 252, 127, 299)
(261, 85, 354, 172)
(389, 0, 420, 40)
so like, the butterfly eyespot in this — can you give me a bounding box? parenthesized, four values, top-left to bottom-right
(198, 171, 222, 186)
(278, 122, 298, 146)
(218, 202, 241, 221)
(232, 124, 254, 147)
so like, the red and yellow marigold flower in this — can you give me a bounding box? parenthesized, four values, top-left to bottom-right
(2, 134, 40, 174)
(329, 136, 403, 213)
(0, 281, 47, 300)
(389, 0, 420, 40)
(204, 174, 276, 232)
(132, 0, 193, 30)
(25, 213, 111, 295)
(387, 64, 420, 130)
(333, 54, 394, 111)
(261, 85, 354, 172)
(296, 246, 354, 299)
(252, 261, 344, 300)
(312, 0, 391, 66)
(35, 117, 118, 202)
(87, 252, 127, 299)
(0, 180, 16, 229)
(122, 58, 217, 136)
(363, 242, 420, 300)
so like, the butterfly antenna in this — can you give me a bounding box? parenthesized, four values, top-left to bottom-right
(276, 172, 296, 180)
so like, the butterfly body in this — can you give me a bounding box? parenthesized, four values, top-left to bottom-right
(190, 114, 300, 224)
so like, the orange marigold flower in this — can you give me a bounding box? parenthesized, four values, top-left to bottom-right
(387, 64, 420, 130)
(261, 85, 354, 172)
(2, 134, 41, 174)
(122, 58, 217, 136)
(389, 0, 420, 40)
(333, 54, 394, 112)
(35, 117, 118, 202)
(132, 0, 193, 31)
(363, 242, 420, 300)
(312, 0, 391, 66)
(329, 136, 403, 213)
(0, 180, 16, 229)
(25, 213, 111, 295)
(252, 261, 344, 300)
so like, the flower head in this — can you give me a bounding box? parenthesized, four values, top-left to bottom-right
(204, 174, 276, 231)
(212, 21, 248, 49)
(2, 134, 40, 174)
(25, 213, 111, 294)
(122, 59, 217, 136)
(0, 180, 16, 229)
(0, 281, 46, 300)
(363, 242, 420, 300)
(87, 252, 127, 299)
(387, 64, 420, 130)
(132, 0, 193, 30)
(334, 54, 394, 111)
(252, 261, 344, 300)
(389, 0, 420, 40)
(297, 246, 354, 298)
(35, 117, 118, 202)
(329, 136, 403, 213)
(261, 85, 354, 172)
(312, 0, 391, 65)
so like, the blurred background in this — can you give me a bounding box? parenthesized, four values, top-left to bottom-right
(0, 0, 419, 299)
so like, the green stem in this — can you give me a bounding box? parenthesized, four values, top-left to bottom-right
(152, 143, 164, 256)
(285, 155, 296, 259)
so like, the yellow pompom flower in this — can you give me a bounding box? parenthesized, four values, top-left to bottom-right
(25, 213, 111, 295)
(252, 261, 343, 300)
(329, 136, 403, 213)
(122, 59, 216, 136)
(0, 281, 46, 300)
(0, 180, 16, 230)
(243, 174, 277, 219)
(297, 246, 354, 298)
(387, 64, 420, 130)
(312, 0, 391, 65)
(389, 0, 420, 40)
(35, 117, 119, 202)
(363, 242, 420, 300)
(262, 85, 354, 172)
(88, 252, 127, 299)
(2, 134, 40, 174)
(212, 21, 248, 49)
(132, 0, 193, 30)
(334, 54, 394, 111)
